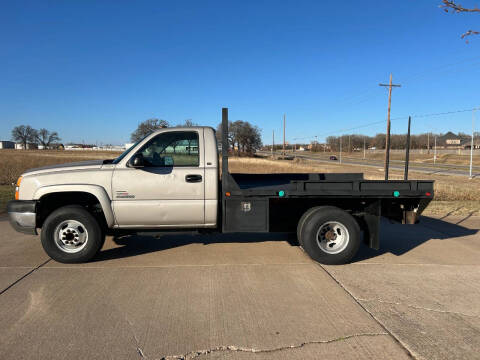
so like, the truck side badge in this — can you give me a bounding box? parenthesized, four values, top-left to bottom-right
(116, 191, 135, 199)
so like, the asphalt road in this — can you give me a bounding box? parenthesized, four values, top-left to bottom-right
(1, 215, 479, 359)
(259, 151, 480, 177)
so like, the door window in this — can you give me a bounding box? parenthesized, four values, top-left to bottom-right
(138, 131, 199, 167)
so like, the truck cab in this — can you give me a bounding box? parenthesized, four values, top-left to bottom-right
(109, 127, 219, 228)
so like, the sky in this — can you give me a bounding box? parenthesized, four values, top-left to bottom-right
(1, 0, 480, 145)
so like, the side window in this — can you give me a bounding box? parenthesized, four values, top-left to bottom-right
(138, 131, 199, 167)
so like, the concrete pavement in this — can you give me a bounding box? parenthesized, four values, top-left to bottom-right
(0, 214, 479, 359)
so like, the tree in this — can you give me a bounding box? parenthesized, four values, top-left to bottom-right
(440, 0, 480, 41)
(216, 120, 262, 154)
(131, 118, 169, 142)
(179, 119, 197, 127)
(11, 125, 38, 149)
(36, 128, 61, 149)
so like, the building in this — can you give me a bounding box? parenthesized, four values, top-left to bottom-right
(15, 143, 38, 150)
(461, 138, 480, 150)
(0, 141, 15, 149)
(438, 132, 463, 149)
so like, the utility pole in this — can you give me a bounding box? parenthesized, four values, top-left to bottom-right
(363, 136, 366, 160)
(283, 114, 286, 156)
(315, 135, 318, 152)
(427, 132, 430, 154)
(434, 136, 437, 165)
(339, 136, 342, 163)
(379, 74, 401, 180)
(272, 130, 274, 158)
(404, 116, 411, 180)
(348, 135, 351, 153)
(470, 109, 475, 179)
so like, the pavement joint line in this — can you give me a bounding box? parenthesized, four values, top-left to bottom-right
(339, 263, 480, 266)
(0, 259, 51, 295)
(159, 332, 390, 360)
(317, 263, 419, 360)
(37, 262, 314, 269)
(357, 298, 480, 319)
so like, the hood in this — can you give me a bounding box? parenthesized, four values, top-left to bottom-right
(23, 160, 108, 176)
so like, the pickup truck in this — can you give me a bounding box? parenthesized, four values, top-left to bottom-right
(7, 108, 434, 265)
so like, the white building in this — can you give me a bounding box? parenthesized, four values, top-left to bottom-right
(15, 143, 38, 150)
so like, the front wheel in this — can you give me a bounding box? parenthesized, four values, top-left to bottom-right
(299, 207, 360, 265)
(41, 205, 105, 263)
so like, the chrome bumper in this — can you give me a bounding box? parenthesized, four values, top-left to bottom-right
(7, 200, 37, 235)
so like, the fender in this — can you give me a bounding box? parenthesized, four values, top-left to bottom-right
(34, 184, 115, 227)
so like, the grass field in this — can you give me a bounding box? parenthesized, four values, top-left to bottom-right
(1, 149, 479, 216)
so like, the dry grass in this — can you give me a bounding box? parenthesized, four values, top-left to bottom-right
(0, 149, 121, 185)
(0, 185, 14, 214)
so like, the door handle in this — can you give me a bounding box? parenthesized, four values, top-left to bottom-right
(185, 174, 202, 183)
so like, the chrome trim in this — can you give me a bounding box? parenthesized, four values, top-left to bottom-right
(8, 212, 37, 235)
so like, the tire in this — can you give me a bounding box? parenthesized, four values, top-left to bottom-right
(296, 206, 330, 247)
(41, 205, 105, 263)
(299, 207, 360, 265)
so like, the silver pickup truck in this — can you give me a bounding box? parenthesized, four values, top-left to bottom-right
(8, 108, 434, 264)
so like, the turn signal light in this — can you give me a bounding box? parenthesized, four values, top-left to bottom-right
(15, 176, 22, 200)
(225, 192, 231, 197)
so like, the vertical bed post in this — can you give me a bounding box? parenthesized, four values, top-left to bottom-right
(222, 107, 229, 181)
(404, 116, 411, 180)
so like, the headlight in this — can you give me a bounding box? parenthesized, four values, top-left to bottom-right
(15, 176, 22, 200)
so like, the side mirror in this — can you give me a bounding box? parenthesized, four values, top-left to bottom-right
(128, 153, 144, 168)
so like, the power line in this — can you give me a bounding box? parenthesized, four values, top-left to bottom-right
(291, 106, 480, 142)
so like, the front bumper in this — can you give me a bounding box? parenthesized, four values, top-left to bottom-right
(7, 200, 38, 235)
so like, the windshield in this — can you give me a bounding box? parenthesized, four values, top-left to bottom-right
(112, 135, 149, 164)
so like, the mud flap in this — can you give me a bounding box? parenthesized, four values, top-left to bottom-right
(363, 200, 381, 250)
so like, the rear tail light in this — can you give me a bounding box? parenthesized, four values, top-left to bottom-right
(425, 192, 431, 196)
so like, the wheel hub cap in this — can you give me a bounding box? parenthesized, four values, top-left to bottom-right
(316, 221, 350, 255)
(54, 220, 89, 253)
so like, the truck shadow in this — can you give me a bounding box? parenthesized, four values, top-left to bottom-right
(353, 216, 478, 262)
(93, 232, 295, 262)
(92, 216, 478, 263)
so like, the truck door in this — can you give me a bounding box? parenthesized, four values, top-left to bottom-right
(112, 129, 205, 227)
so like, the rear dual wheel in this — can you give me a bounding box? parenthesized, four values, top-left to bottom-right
(297, 206, 360, 265)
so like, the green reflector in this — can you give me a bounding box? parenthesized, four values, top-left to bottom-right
(278, 190, 285, 197)
(393, 191, 400, 197)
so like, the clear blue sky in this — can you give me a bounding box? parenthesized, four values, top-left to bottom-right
(1, 0, 479, 145)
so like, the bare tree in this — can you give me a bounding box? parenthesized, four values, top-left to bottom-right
(36, 128, 61, 149)
(179, 119, 197, 127)
(440, 0, 480, 41)
(216, 120, 262, 154)
(11, 125, 38, 149)
(131, 118, 169, 142)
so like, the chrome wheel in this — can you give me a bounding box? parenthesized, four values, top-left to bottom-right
(54, 220, 89, 253)
(316, 221, 349, 255)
